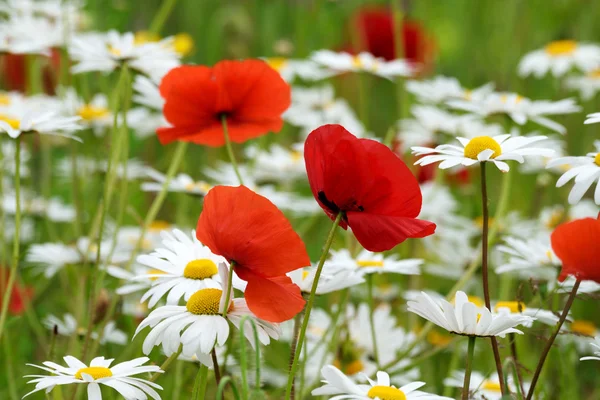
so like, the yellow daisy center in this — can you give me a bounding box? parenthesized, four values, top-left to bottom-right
(265, 57, 288, 72)
(77, 105, 109, 121)
(352, 55, 364, 69)
(291, 150, 302, 163)
(173, 33, 194, 56)
(356, 260, 384, 268)
(594, 153, 600, 166)
(0, 94, 10, 105)
(494, 301, 526, 313)
(186, 288, 230, 315)
(333, 358, 364, 376)
(74, 366, 113, 380)
(570, 320, 597, 337)
(467, 295, 485, 308)
(464, 136, 502, 160)
(183, 259, 218, 280)
(108, 46, 122, 57)
(148, 220, 171, 232)
(587, 69, 600, 79)
(544, 40, 577, 56)
(0, 114, 20, 129)
(134, 31, 160, 45)
(545, 209, 565, 229)
(482, 380, 502, 392)
(184, 181, 212, 193)
(367, 386, 407, 400)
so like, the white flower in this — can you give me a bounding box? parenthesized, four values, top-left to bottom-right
(326, 249, 422, 276)
(406, 76, 494, 104)
(135, 229, 245, 307)
(0, 108, 82, 140)
(57, 156, 150, 181)
(127, 107, 166, 139)
(312, 365, 451, 400)
(491, 301, 560, 327)
(288, 267, 365, 294)
(580, 337, 600, 361)
(311, 50, 414, 79)
(566, 71, 600, 100)
(518, 40, 600, 78)
(134, 264, 280, 357)
(447, 93, 580, 134)
(141, 169, 211, 197)
(412, 134, 554, 172)
(584, 112, 600, 124)
(519, 136, 567, 174)
(43, 314, 127, 345)
(132, 75, 164, 110)
(407, 291, 534, 337)
(444, 370, 528, 400)
(262, 57, 334, 81)
(245, 144, 306, 183)
(553, 277, 600, 295)
(59, 88, 113, 136)
(24, 355, 163, 399)
(1, 139, 30, 176)
(546, 141, 600, 205)
(69, 31, 180, 81)
(495, 236, 559, 281)
(0, 13, 66, 54)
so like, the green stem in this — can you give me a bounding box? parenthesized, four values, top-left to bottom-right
(149, 0, 179, 35)
(192, 364, 209, 399)
(221, 263, 235, 319)
(3, 329, 18, 400)
(216, 376, 241, 400)
(150, 347, 182, 382)
(221, 116, 244, 185)
(285, 213, 343, 400)
(288, 312, 302, 400)
(366, 274, 380, 367)
(526, 279, 581, 400)
(462, 337, 476, 400)
(0, 137, 21, 342)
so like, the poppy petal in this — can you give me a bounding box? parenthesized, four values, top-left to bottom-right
(551, 217, 600, 283)
(346, 211, 436, 252)
(235, 268, 305, 323)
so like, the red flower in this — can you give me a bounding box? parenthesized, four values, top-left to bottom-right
(0, 269, 33, 315)
(1, 50, 62, 94)
(196, 185, 309, 322)
(304, 124, 436, 252)
(351, 7, 436, 66)
(551, 215, 600, 283)
(157, 59, 291, 147)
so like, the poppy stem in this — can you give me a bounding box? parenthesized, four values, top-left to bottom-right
(462, 336, 476, 400)
(479, 162, 506, 395)
(0, 136, 21, 343)
(221, 115, 245, 185)
(366, 274, 380, 367)
(222, 262, 235, 319)
(526, 279, 581, 400)
(288, 312, 302, 400)
(285, 212, 343, 400)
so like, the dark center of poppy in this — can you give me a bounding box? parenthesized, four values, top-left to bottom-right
(317, 191, 364, 220)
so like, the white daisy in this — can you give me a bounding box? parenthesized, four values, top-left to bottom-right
(326, 249, 422, 276)
(135, 229, 244, 307)
(584, 112, 600, 124)
(492, 301, 560, 327)
(312, 365, 451, 400)
(43, 314, 127, 345)
(412, 134, 554, 172)
(288, 267, 365, 294)
(132, 75, 164, 110)
(24, 355, 163, 399)
(141, 169, 211, 197)
(406, 76, 494, 104)
(245, 144, 306, 183)
(134, 264, 279, 357)
(263, 57, 333, 81)
(69, 31, 180, 81)
(60, 88, 113, 136)
(553, 277, 600, 295)
(444, 370, 529, 400)
(546, 141, 600, 204)
(0, 13, 66, 54)
(519, 136, 567, 174)
(580, 337, 600, 361)
(495, 236, 559, 281)
(407, 291, 534, 337)
(107, 264, 155, 296)
(0, 106, 82, 140)
(565, 70, 600, 100)
(518, 40, 600, 78)
(310, 50, 415, 80)
(447, 93, 580, 134)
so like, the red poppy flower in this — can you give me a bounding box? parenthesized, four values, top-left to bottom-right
(304, 124, 436, 252)
(351, 6, 436, 67)
(551, 215, 600, 283)
(196, 185, 309, 323)
(0, 269, 33, 315)
(157, 59, 291, 147)
(1, 50, 62, 94)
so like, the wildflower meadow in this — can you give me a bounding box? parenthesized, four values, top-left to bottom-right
(1, 0, 600, 399)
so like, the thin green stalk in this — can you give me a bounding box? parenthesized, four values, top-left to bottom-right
(191, 364, 209, 399)
(3, 329, 18, 400)
(149, 0, 179, 35)
(526, 279, 581, 400)
(150, 347, 182, 383)
(221, 116, 244, 185)
(173, 358, 184, 400)
(285, 213, 343, 400)
(462, 337, 476, 400)
(384, 0, 406, 147)
(0, 137, 21, 342)
(288, 312, 302, 400)
(366, 274, 380, 367)
(221, 264, 235, 319)
(509, 333, 526, 396)
(0, 143, 6, 268)
(211, 348, 221, 385)
(216, 376, 241, 400)
(69, 142, 83, 237)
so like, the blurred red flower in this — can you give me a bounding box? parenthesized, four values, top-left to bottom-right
(551, 216, 600, 283)
(304, 124, 436, 252)
(0, 269, 33, 315)
(157, 59, 291, 147)
(1, 50, 62, 94)
(196, 185, 308, 323)
(351, 6, 436, 66)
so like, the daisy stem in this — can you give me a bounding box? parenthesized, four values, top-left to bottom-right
(221, 116, 245, 186)
(285, 212, 343, 400)
(479, 162, 506, 395)
(462, 336, 476, 400)
(509, 332, 526, 396)
(366, 274, 380, 367)
(212, 348, 222, 384)
(0, 137, 21, 343)
(192, 364, 209, 399)
(149, 0, 179, 35)
(526, 279, 581, 400)
(150, 347, 183, 382)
